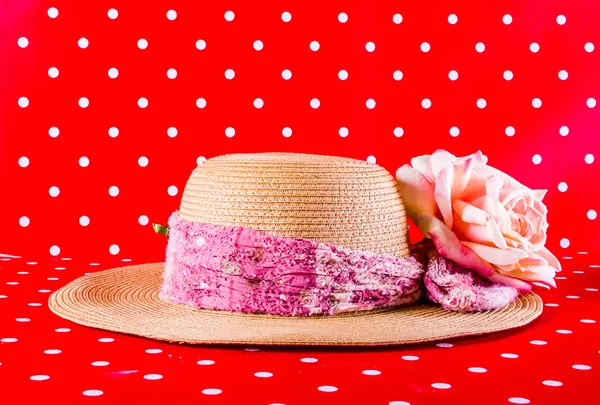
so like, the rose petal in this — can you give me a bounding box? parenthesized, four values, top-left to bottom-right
(395, 165, 437, 221)
(536, 246, 562, 272)
(453, 212, 507, 249)
(451, 155, 476, 200)
(533, 189, 547, 201)
(499, 264, 557, 288)
(430, 149, 456, 177)
(416, 214, 494, 276)
(453, 200, 489, 225)
(434, 165, 454, 229)
(460, 241, 525, 265)
(410, 155, 434, 183)
(486, 272, 533, 292)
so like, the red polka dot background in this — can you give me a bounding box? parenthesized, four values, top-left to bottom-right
(0, 1, 598, 404)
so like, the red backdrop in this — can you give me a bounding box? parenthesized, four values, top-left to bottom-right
(0, 1, 598, 404)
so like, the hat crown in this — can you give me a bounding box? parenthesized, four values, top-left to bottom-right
(180, 153, 409, 257)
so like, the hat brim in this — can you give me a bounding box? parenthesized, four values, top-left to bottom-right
(49, 263, 543, 346)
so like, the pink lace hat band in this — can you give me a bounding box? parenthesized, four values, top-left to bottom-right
(161, 212, 425, 316)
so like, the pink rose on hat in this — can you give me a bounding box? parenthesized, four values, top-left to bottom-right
(396, 149, 560, 292)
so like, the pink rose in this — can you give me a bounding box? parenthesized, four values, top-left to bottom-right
(396, 149, 560, 292)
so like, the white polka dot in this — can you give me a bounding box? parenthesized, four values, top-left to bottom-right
(422, 98, 432, 109)
(300, 357, 318, 363)
(78, 97, 89, 108)
(436, 343, 453, 348)
(559, 126, 569, 136)
(197, 360, 215, 365)
(137, 38, 148, 49)
(585, 287, 598, 291)
(6, 282, 18, 286)
(108, 244, 120, 255)
(530, 42, 540, 53)
(556, 15, 566, 25)
(338, 13, 348, 23)
(431, 383, 451, 389)
(281, 12, 292, 22)
(581, 319, 596, 324)
(588, 210, 597, 220)
(585, 153, 595, 164)
(318, 386, 338, 393)
(402, 355, 419, 361)
(503, 126, 515, 137)
(501, 353, 519, 359)
(448, 70, 458, 80)
(338, 127, 349, 138)
(253, 98, 264, 109)
(18, 156, 30, 168)
(55, 328, 70, 332)
(338, 70, 348, 80)
(504, 70, 514, 80)
(392, 70, 403, 81)
(167, 68, 177, 79)
(196, 156, 207, 165)
(468, 367, 487, 373)
(252, 40, 264, 51)
(362, 370, 381, 376)
(138, 97, 148, 108)
(44, 349, 61, 354)
(366, 156, 376, 164)
(196, 39, 206, 50)
(18, 37, 29, 48)
(542, 380, 563, 387)
(30, 375, 50, 381)
(282, 69, 292, 80)
(509, 398, 530, 404)
(532, 98, 542, 108)
(98, 338, 114, 343)
(503, 14, 513, 24)
(107, 67, 119, 79)
(391, 13, 404, 24)
(366, 42, 376, 52)
(585, 42, 595, 52)
(254, 372, 273, 378)
(558, 70, 568, 80)
(566, 295, 580, 299)
(225, 127, 235, 138)
(448, 126, 460, 138)
(587, 97, 597, 108)
(556, 329, 572, 334)
(18, 97, 29, 108)
(50, 245, 60, 256)
(558, 182, 568, 192)
(83, 390, 103, 397)
(79, 216, 90, 226)
(108, 127, 119, 138)
(530, 340, 547, 345)
(224, 10, 235, 21)
(195, 97, 207, 109)
(1, 338, 18, 343)
(79, 156, 90, 167)
(107, 8, 118, 19)
(366, 98, 376, 109)
(477, 98, 487, 109)
(38, 289, 51, 293)
(168, 186, 178, 196)
(144, 374, 163, 380)
(16, 318, 31, 322)
(49, 126, 60, 138)
(394, 127, 404, 137)
(91, 361, 109, 367)
(166, 10, 177, 20)
(167, 127, 178, 138)
(202, 389, 222, 395)
(475, 42, 485, 53)
(138, 215, 149, 226)
(420, 42, 431, 52)
(310, 98, 320, 109)
(532, 154, 542, 165)
(78, 38, 89, 48)
(19, 216, 30, 227)
(48, 7, 59, 18)
(448, 14, 458, 24)
(47, 67, 60, 78)
(109, 186, 119, 197)
(389, 402, 411, 405)
(572, 364, 591, 370)
(137, 156, 149, 167)
(282, 127, 292, 138)
(310, 41, 320, 51)
(225, 69, 235, 80)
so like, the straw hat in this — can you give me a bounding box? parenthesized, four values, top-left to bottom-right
(49, 153, 542, 346)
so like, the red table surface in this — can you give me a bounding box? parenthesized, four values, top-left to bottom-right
(1, 0, 599, 404)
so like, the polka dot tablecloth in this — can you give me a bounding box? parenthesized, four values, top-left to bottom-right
(0, 0, 599, 404)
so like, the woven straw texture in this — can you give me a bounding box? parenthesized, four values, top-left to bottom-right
(48, 263, 543, 346)
(179, 153, 410, 258)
